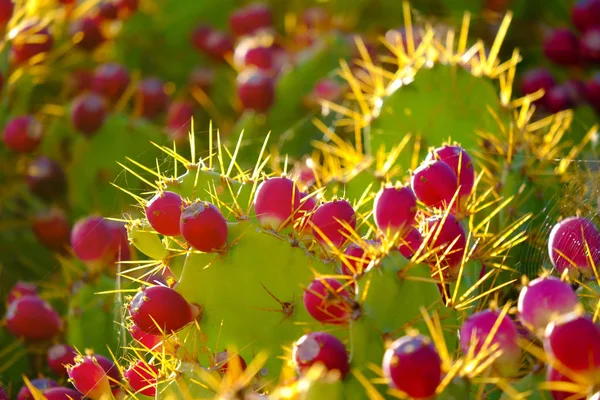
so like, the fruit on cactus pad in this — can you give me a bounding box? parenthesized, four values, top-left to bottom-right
(47, 344, 78, 376)
(124, 361, 159, 397)
(546, 366, 587, 400)
(214, 351, 247, 374)
(545, 84, 575, 113)
(520, 68, 556, 102)
(229, 3, 273, 36)
(253, 177, 301, 230)
(460, 309, 521, 377)
(7, 281, 37, 304)
(373, 185, 417, 237)
(303, 278, 352, 324)
(93, 354, 121, 387)
(544, 312, 600, 379)
(17, 378, 58, 400)
(342, 240, 378, 276)
(0, 0, 14, 25)
(425, 145, 475, 201)
(180, 201, 228, 252)
(32, 208, 71, 252)
(115, 0, 138, 17)
(237, 69, 275, 112)
(26, 156, 67, 200)
(398, 226, 424, 259)
(242, 45, 276, 71)
(572, 0, 600, 32)
(411, 160, 459, 210)
(128, 285, 196, 334)
(517, 276, 580, 336)
(6, 295, 62, 341)
(70, 216, 114, 263)
(136, 77, 169, 119)
(199, 31, 234, 61)
(145, 191, 184, 236)
(2, 115, 43, 153)
(10, 21, 54, 65)
(581, 27, 600, 63)
(166, 101, 194, 142)
(67, 356, 112, 400)
(382, 334, 442, 399)
(548, 216, 600, 278)
(70, 92, 107, 136)
(42, 387, 83, 400)
(98, 1, 118, 20)
(129, 324, 163, 351)
(292, 332, 350, 378)
(69, 17, 105, 51)
(311, 199, 356, 249)
(423, 214, 467, 279)
(543, 28, 580, 65)
(92, 63, 130, 102)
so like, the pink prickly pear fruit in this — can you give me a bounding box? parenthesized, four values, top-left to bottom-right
(17, 378, 58, 400)
(382, 334, 442, 399)
(128, 285, 195, 335)
(545, 85, 574, 113)
(546, 366, 586, 400)
(67, 69, 94, 96)
(6, 295, 62, 341)
(460, 309, 521, 377)
(166, 101, 194, 143)
(292, 331, 349, 378)
(243, 45, 275, 71)
(10, 21, 54, 65)
(32, 208, 71, 253)
(67, 356, 112, 400)
(180, 201, 228, 252)
(398, 226, 424, 259)
(98, 1, 118, 20)
(43, 387, 83, 400)
(69, 17, 105, 51)
(70, 92, 107, 136)
(70, 216, 114, 263)
(303, 278, 352, 324)
(253, 177, 301, 230)
(0, 0, 14, 25)
(548, 216, 600, 278)
(517, 276, 580, 336)
(424, 214, 467, 280)
(341, 240, 378, 276)
(47, 344, 78, 376)
(7, 281, 37, 304)
(145, 191, 183, 236)
(544, 311, 600, 381)
(294, 192, 318, 234)
(106, 220, 131, 262)
(200, 31, 234, 61)
(143, 265, 176, 287)
(373, 185, 417, 237)
(581, 27, 600, 63)
(520, 68, 556, 103)
(124, 361, 159, 397)
(229, 3, 273, 37)
(92, 63, 130, 102)
(129, 324, 163, 351)
(136, 78, 169, 119)
(214, 351, 247, 374)
(411, 160, 459, 210)
(425, 145, 475, 206)
(572, 0, 600, 33)
(237, 69, 275, 113)
(26, 156, 67, 200)
(543, 28, 580, 66)
(191, 24, 213, 51)
(115, 0, 138, 18)
(2, 115, 43, 153)
(93, 354, 121, 387)
(306, 78, 344, 106)
(311, 199, 356, 249)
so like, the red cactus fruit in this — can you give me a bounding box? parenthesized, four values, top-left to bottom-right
(0, 0, 14, 25)
(517, 276, 579, 336)
(292, 331, 349, 378)
(115, 0, 138, 18)
(129, 324, 163, 351)
(373, 185, 417, 237)
(548, 216, 600, 278)
(146, 191, 183, 236)
(124, 361, 158, 397)
(67, 69, 95, 96)
(47, 344, 78, 376)
(69, 17, 105, 51)
(382, 334, 442, 399)
(200, 31, 234, 61)
(543, 28, 580, 65)
(166, 101, 194, 142)
(7, 281, 37, 304)
(70, 216, 114, 263)
(93, 354, 121, 387)
(303, 278, 351, 324)
(544, 312, 600, 380)
(309, 78, 344, 104)
(311, 199, 356, 249)
(191, 24, 213, 51)
(521, 68, 556, 103)
(6, 295, 62, 341)
(460, 309, 521, 377)
(545, 85, 575, 113)
(572, 0, 600, 32)
(10, 21, 54, 65)
(2, 115, 43, 153)
(32, 208, 71, 252)
(229, 4, 273, 36)
(342, 241, 378, 276)
(136, 78, 169, 119)
(254, 177, 301, 230)
(424, 214, 467, 279)
(237, 69, 275, 113)
(92, 63, 130, 102)
(26, 156, 67, 200)
(546, 366, 586, 400)
(214, 351, 247, 374)
(243, 45, 275, 71)
(106, 220, 131, 262)
(411, 159, 459, 210)
(180, 201, 228, 252)
(581, 27, 600, 62)
(398, 226, 424, 259)
(143, 265, 176, 287)
(17, 378, 58, 400)
(67, 356, 112, 400)
(97, 1, 118, 20)
(425, 145, 475, 204)
(128, 285, 195, 334)
(71, 93, 107, 136)
(294, 192, 318, 234)
(43, 387, 83, 400)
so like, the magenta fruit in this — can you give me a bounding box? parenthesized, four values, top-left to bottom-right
(94, 354, 122, 387)
(92, 63, 130, 102)
(425, 145, 475, 203)
(253, 177, 301, 230)
(382, 334, 441, 399)
(517, 276, 579, 336)
(311, 199, 356, 249)
(563, 79, 587, 106)
(128, 285, 195, 334)
(572, 0, 600, 32)
(17, 378, 58, 400)
(180, 201, 228, 252)
(136, 77, 169, 119)
(26, 156, 67, 200)
(124, 361, 158, 397)
(115, 0, 138, 17)
(143, 265, 176, 287)
(0, 0, 14, 25)
(191, 24, 213, 52)
(237, 69, 276, 113)
(229, 3, 273, 37)
(10, 21, 54, 65)
(544, 312, 600, 379)
(7, 281, 37, 304)
(67, 69, 94, 96)
(398, 226, 424, 259)
(67, 356, 112, 400)
(543, 28, 580, 65)
(411, 160, 458, 210)
(129, 324, 163, 351)
(32, 208, 71, 252)
(6, 295, 62, 341)
(145, 191, 184, 236)
(545, 85, 574, 113)
(214, 351, 247, 374)
(460, 309, 521, 377)
(424, 214, 467, 279)
(71, 92, 107, 136)
(373, 185, 417, 237)
(581, 27, 600, 63)
(548, 216, 600, 278)
(107, 220, 131, 262)
(546, 366, 586, 400)
(97, 1, 118, 20)
(2, 115, 43, 153)
(69, 17, 105, 51)
(308, 78, 344, 104)
(70, 216, 114, 263)
(520, 68, 556, 103)
(200, 31, 234, 61)
(294, 192, 318, 234)
(292, 331, 349, 378)
(47, 344, 78, 376)
(342, 241, 377, 276)
(303, 278, 351, 324)
(166, 101, 194, 142)
(43, 387, 83, 400)
(243, 45, 275, 71)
